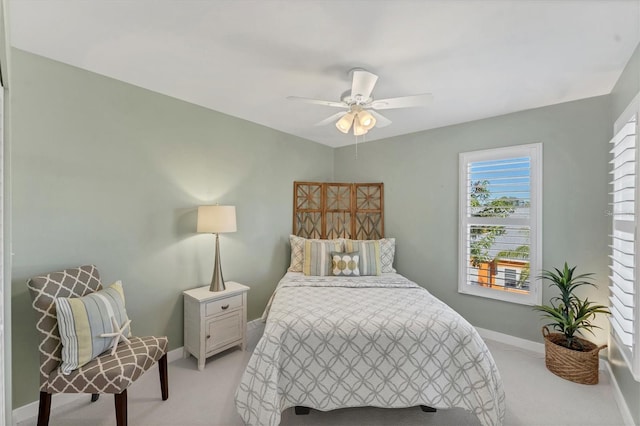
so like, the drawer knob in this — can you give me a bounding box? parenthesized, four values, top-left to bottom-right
(221, 304, 229, 310)
(206, 335, 210, 339)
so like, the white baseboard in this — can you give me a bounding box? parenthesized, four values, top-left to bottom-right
(475, 326, 545, 354)
(604, 361, 635, 426)
(166, 346, 184, 363)
(12, 346, 184, 425)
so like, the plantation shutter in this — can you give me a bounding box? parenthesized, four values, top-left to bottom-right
(609, 102, 640, 380)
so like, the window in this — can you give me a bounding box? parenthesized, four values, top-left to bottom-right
(609, 92, 640, 381)
(503, 268, 518, 287)
(458, 143, 542, 305)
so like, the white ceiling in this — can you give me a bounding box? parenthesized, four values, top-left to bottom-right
(9, 0, 640, 147)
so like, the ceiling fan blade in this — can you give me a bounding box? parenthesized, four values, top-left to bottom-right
(351, 70, 378, 100)
(370, 93, 433, 110)
(287, 96, 346, 108)
(369, 110, 392, 128)
(314, 111, 347, 126)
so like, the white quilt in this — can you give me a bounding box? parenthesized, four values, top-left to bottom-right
(235, 272, 505, 426)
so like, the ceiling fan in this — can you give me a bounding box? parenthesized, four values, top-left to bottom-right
(287, 68, 433, 136)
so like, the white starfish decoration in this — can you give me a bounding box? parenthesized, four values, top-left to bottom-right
(100, 316, 132, 356)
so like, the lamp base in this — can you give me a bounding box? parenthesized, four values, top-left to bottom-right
(209, 233, 226, 292)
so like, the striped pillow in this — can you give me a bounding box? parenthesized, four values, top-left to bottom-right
(55, 280, 131, 375)
(345, 240, 382, 276)
(288, 235, 344, 272)
(303, 240, 343, 276)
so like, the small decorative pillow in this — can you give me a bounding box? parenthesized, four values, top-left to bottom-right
(288, 234, 344, 272)
(303, 240, 343, 276)
(345, 239, 381, 276)
(55, 280, 132, 375)
(332, 251, 360, 276)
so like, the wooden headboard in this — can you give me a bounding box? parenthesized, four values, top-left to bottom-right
(293, 181, 384, 239)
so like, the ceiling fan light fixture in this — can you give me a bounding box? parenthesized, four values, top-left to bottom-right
(336, 112, 355, 133)
(357, 110, 376, 130)
(289, 68, 431, 137)
(353, 121, 368, 136)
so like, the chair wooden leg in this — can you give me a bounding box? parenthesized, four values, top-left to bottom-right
(114, 389, 127, 426)
(91, 393, 100, 402)
(37, 392, 51, 426)
(159, 353, 169, 401)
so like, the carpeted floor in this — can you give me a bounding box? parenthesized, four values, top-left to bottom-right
(17, 339, 625, 426)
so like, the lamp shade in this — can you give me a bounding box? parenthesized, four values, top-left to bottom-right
(197, 205, 237, 233)
(357, 110, 376, 130)
(336, 112, 355, 133)
(353, 120, 368, 136)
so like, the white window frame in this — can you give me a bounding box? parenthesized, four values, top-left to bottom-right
(458, 143, 542, 305)
(610, 91, 640, 381)
(0, 80, 5, 424)
(0, 77, 5, 424)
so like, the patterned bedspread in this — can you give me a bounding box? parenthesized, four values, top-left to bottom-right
(235, 272, 505, 426)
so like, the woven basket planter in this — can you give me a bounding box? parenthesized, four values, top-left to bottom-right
(542, 326, 606, 385)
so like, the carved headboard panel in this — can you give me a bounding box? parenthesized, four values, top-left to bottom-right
(293, 181, 384, 239)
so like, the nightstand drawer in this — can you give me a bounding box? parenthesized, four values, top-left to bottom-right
(205, 294, 242, 316)
(206, 310, 242, 353)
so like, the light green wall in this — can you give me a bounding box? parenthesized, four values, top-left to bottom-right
(10, 49, 333, 408)
(611, 43, 639, 124)
(334, 95, 611, 345)
(609, 42, 640, 425)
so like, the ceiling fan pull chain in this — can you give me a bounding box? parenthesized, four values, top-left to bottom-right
(355, 135, 358, 160)
(354, 133, 367, 160)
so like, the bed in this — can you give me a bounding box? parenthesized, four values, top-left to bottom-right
(235, 271, 506, 426)
(235, 182, 505, 425)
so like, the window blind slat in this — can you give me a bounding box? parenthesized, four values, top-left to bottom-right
(610, 121, 637, 149)
(610, 316, 634, 348)
(609, 271, 635, 294)
(608, 249, 634, 268)
(612, 161, 635, 178)
(610, 305, 634, 334)
(609, 243, 634, 256)
(610, 282, 635, 307)
(609, 141, 635, 162)
(610, 257, 635, 279)
(613, 188, 635, 203)
(610, 296, 634, 321)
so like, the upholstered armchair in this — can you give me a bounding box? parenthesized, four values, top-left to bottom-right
(27, 265, 169, 426)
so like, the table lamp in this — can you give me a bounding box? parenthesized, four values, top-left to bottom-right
(197, 205, 237, 291)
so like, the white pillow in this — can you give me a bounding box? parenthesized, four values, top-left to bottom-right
(380, 238, 396, 273)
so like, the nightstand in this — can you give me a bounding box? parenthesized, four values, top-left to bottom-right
(183, 281, 249, 370)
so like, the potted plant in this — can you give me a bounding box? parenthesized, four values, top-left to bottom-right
(533, 262, 610, 384)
